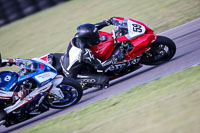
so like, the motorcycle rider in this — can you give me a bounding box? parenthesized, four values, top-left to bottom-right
(61, 17, 122, 88)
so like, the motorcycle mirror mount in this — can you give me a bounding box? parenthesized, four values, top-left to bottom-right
(112, 30, 119, 44)
(112, 29, 117, 44)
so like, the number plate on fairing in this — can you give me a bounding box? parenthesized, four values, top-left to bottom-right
(127, 20, 146, 39)
(34, 72, 56, 83)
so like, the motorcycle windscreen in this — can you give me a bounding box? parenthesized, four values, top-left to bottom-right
(0, 71, 18, 91)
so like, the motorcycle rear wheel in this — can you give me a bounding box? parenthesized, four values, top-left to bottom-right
(141, 35, 176, 65)
(47, 77, 83, 109)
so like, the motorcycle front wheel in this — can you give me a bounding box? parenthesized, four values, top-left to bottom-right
(47, 77, 83, 109)
(141, 35, 176, 65)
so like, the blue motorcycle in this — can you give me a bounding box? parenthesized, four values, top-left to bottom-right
(0, 54, 82, 127)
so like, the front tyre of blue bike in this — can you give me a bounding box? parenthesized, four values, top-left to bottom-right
(47, 77, 83, 109)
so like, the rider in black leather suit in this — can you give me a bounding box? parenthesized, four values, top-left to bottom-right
(60, 18, 116, 87)
(61, 18, 113, 78)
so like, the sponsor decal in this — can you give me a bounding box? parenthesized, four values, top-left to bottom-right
(35, 72, 56, 83)
(105, 58, 140, 72)
(40, 79, 51, 87)
(77, 75, 90, 78)
(37, 73, 50, 78)
(102, 60, 113, 67)
(80, 79, 96, 83)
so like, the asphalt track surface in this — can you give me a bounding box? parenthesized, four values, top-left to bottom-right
(1, 18, 200, 133)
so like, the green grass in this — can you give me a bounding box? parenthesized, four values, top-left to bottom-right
(0, 0, 200, 60)
(21, 65, 200, 133)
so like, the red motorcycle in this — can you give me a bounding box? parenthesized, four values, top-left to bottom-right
(41, 17, 176, 89)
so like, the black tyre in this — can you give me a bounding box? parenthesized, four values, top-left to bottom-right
(141, 35, 176, 65)
(47, 77, 83, 109)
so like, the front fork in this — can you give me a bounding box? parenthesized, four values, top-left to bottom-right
(50, 75, 65, 99)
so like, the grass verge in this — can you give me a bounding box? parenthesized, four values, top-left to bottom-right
(0, 0, 200, 60)
(22, 65, 200, 133)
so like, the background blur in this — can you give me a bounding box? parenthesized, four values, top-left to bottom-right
(0, 0, 69, 27)
(0, 0, 199, 60)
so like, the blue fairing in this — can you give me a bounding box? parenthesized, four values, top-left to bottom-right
(0, 71, 18, 91)
(0, 58, 57, 92)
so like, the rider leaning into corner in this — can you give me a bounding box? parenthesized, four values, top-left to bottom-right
(60, 17, 122, 89)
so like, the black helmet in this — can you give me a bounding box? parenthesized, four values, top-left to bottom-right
(77, 23, 100, 46)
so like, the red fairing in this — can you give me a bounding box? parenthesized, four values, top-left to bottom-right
(114, 17, 124, 21)
(116, 18, 155, 60)
(90, 17, 156, 61)
(90, 31, 115, 61)
(129, 34, 155, 54)
(117, 35, 129, 42)
(127, 19, 155, 59)
(40, 55, 48, 62)
(124, 34, 155, 60)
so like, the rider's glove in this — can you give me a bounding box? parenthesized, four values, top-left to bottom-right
(104, 17, 114, 25)
(8, 59, 15, 66)
(1, 59, 15, 67)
